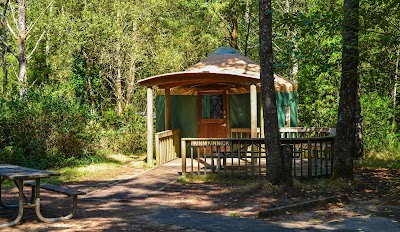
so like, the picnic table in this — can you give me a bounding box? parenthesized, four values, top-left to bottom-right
(0, 164, 84, 227)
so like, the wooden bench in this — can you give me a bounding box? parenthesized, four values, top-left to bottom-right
(24, 181, 85, 222)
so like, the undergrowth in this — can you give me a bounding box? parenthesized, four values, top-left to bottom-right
(356, 148, 400, 169)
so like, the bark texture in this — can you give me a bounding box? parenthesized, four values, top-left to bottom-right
(1, 0, 9, 96)
(230, 16, 239, 50)
(259, 0, 290, 185)
(1, 31, 7, 96)
(17, 0, 27, 96)
(334, 0, 359, 178)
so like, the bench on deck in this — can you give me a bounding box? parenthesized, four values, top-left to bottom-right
(24, 181, 85, 222)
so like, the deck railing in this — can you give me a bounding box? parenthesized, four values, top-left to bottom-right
(182, 127, 335, 178)
(281, 136, 335, 178)
(231, 127, 336, 139)
(279, 127, 336, 138)
(230, 128, 261, 138)
(155, 129, 181, 165)
(181, 138, 267, 176)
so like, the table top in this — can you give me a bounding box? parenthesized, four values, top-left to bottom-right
(0, 164, 60, 180)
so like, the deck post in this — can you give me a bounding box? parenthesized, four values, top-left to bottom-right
(181, 139, 186, 177)
(250, 84, 257, 138)
(260, 93, 264, 138)
(165, 87, 171, 130)
(147, 86, 154, 166)
(155, 133, 160, 166)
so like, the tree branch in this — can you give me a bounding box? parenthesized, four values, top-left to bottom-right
(7, 0, 18, 38)
(26, 0, 54, 36)
(0, 7, 17, 39)
(27, 28, 46, 60)
(2, 0, 10, 15)
(9, 60, 18, 80)
(0, 35, 16, 57)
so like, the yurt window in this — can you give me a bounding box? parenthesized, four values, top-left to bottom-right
(201, 94, 223, 119)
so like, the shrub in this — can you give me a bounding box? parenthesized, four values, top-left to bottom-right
(93, 108, 147, 156)
(0, 87, 94, 169)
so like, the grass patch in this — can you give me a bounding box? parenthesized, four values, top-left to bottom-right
(1, 153, 149, 189)
(47, 153, 148, 183)
(356, 149, 400, 169)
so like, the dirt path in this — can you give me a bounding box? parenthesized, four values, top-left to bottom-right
(1, 160, 399, 231)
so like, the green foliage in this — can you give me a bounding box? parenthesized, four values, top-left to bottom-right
(0, 86, 147, 169)
(0, 87, 92, 169)
(94, 108, 147, 155)
(1, 0, 399, 169)
(361, 92, 398, 150)
(356, 149, 400, 169)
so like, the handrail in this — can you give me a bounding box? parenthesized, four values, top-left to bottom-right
(155, 129, 181, 165)
(279, 127, 336, 136)
(181, 135, 335, 178)
(231, 127, 336, 138)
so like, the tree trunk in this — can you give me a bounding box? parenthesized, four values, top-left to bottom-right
(126, 59, 136, 108)
(244, 0, 251, 56)
(86, 59, 96, 108)
(355, 65, 363, 158)
(259, 0, 290, 185)
(126, 21, 138, 110)
(1, 32, 7, 96)
(392, 46, 399, 135)
(115, 11, 123, 115)
(334, 0, 359, 178)
(115, 66, 123, 115)
(230, 16, 239, 50)
(1, 0, 9, 96)
(17, 0, 27, 96)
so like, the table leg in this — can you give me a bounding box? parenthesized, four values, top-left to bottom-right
(0, 177, 18, 209)
(0, 179, 25, 227)
(34, 178, 77, 222)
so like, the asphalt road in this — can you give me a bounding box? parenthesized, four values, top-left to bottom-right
(148, 206, 400, 232)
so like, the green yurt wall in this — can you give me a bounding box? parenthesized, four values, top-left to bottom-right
(156, 95, 197, 138)
(156, 91, 297, 137)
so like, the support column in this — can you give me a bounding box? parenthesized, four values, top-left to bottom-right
(250, 84, 257, 138)
(147, 86, 154, 166)
(165, 87, 171, 130)
(260, 94, 265, 138)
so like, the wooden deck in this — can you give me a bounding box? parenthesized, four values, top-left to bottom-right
(181, 136, 335, 178)
(154, 127, 336, 178)
(182, 156, 332, 178)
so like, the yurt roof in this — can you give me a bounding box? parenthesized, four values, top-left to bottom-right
(138, 47, 297, 94)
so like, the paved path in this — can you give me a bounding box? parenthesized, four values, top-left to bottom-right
(2, 159, 399, 231)
(148, 206, 400, 232)
(83, 159, 400, 231)
(83, 160, 182, 201)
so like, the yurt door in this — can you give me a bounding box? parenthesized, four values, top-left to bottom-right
(197, 92, 228, 138)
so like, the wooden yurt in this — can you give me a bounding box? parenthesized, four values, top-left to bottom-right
(138, 47, 298, 141)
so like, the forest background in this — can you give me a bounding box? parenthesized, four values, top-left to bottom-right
(0, 0, 398, 169)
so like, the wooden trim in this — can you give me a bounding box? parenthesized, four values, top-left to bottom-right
(225, 91, 230, 138)
(196, 92, 201, 138)
(250, 84, 257, 138)
(165, 88, 171, 130)
(147, 87, 154, 166)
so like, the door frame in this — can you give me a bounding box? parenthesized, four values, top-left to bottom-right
(196, 90, 230, 138)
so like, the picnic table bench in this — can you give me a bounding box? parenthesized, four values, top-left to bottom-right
(0, 164, 85, 227)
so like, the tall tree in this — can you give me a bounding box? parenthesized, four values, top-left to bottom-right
(259, 0, 290, 185)
(0, 0, 48, 96)
(16, 0, 27, 96)
(334, 0, 359, 178)
(0, 0, 9, 96)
